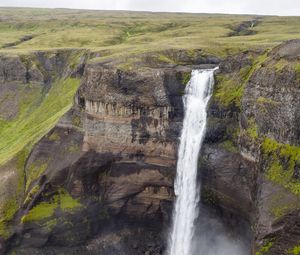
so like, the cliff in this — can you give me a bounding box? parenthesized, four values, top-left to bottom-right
(0, 40, 299, 255)
(201, 40, 300, 255)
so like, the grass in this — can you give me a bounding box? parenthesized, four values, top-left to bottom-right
(0, 77, 81, 166)
(0, 147, 31, 238)
(21, 189, 82, 223)
(289, 245, 300, 255)
(0, 8, 299, 59)
(219, 140, 239, 153)
(214, 52, 268, 108)
(0, 198, 18, 238)
(0, 6, 299, 237)
(246, 118, 259, 139)
(256, 97, 280, 106)
(256, 239, 274, 255)
(262, 138, 300, 196)
(26, 162, 48, 190)
(295, 62, 300, 80)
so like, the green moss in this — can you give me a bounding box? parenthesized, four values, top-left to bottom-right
(213, 52, 268, 108)
(66, 143, 80, 153)
(42, 218, 58, 231)
(68, 50, 87, 70)
(219, 140, 239, 153)
(257, 97, 279, 106)
(24, 184, 40, 205)
(0, 147, 31, 238)
(272, 204, 296, 219)
(26, 162, 48, 190)
(262, 138, 300, 196)
(0, 198, 19, 238)
(72, 116, 82, 127)
(246, 118, 259, 139)
(60, 192, 82, 211)
(21, 189, 82, 223)
(214, 74, 243, 107)
(182, 72, 191, 85)
(274, 59, 289, 71)
(48, 131, 60, 141)
(295, 62, 300, 80)
(269, 188, 299, 219)
(0, 221, 7, 238)
(289, 245, 300, 255)
(256, 240, 274, 255)
(0, 77, 81, 166)
(21, 200, 57, 223)
(156, 54, 175, 64)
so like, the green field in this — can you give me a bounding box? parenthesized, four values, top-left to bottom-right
(0, 7, 300, 166)
(0, 7, 300, 58)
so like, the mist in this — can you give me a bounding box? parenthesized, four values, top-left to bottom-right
(191, 206, 251, 255)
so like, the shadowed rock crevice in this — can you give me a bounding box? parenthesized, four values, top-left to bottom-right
(228, 19, 260, 37)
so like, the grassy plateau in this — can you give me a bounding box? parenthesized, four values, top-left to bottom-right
(0, 7, 299, 166)
(0, 7, 299, 57)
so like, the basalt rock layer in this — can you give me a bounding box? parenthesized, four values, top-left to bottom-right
(1, 54, 218, 254)
(0, 41, 299, 255)
(200, 40, 300, 255)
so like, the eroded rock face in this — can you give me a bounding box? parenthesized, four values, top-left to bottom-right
(243, 60, 300, 146)
(201, 41, 300, 254)
(241, 40, 300, 254)
(3, 63, 199, 254)
(1, 41, 299, 255)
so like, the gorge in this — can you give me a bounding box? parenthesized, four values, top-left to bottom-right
(0, 8, 299, 255)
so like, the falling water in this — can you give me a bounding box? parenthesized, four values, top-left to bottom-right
(168, 69, 217, 255)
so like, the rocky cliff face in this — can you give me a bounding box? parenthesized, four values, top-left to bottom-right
(0, 41, 299, 255)
(241, 40, 300, 255)
(1, 54, 217, 254)
(200, 40, 300, 255)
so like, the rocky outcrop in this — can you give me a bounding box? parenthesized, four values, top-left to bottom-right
(241, 40, 300, 254)
(1, 60, 211, 254)
(200, 40, 300, 255)
(1, 40, 299, 255)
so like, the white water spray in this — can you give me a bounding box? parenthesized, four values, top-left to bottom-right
(168, 69, 216, 255)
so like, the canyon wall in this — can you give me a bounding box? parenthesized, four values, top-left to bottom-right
(0, 41, 299, 255)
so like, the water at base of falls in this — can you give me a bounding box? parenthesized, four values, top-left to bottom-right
(167, 69, 216, 255)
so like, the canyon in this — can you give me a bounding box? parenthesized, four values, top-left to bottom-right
(0, 9, 299, 255)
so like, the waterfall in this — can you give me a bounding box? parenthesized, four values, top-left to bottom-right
(168, 69, 217, 255)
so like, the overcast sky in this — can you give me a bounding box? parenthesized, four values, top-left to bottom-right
(0, 0, 299, 16)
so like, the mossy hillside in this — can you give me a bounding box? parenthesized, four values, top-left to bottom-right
(239, 115, 300, 220)
(214, 53, 268, 108)
(0, 77, 81, 166)
(294, 62, 300, 80)
(246, 118, 259, 139)
(0, 199, 18, 238)
(256, 239, 274, 255)
(25, 161, 48, 190)
(175, 71, 192, 96)
(23, 184, 40, 206)
(0, 147, 31, 238)
(219, 140, 239, 153)
(182, 72, 192, 85)
(289, 245, 300, 255)
(21, 189, 82, 223)
(262, 138, 300, 196)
